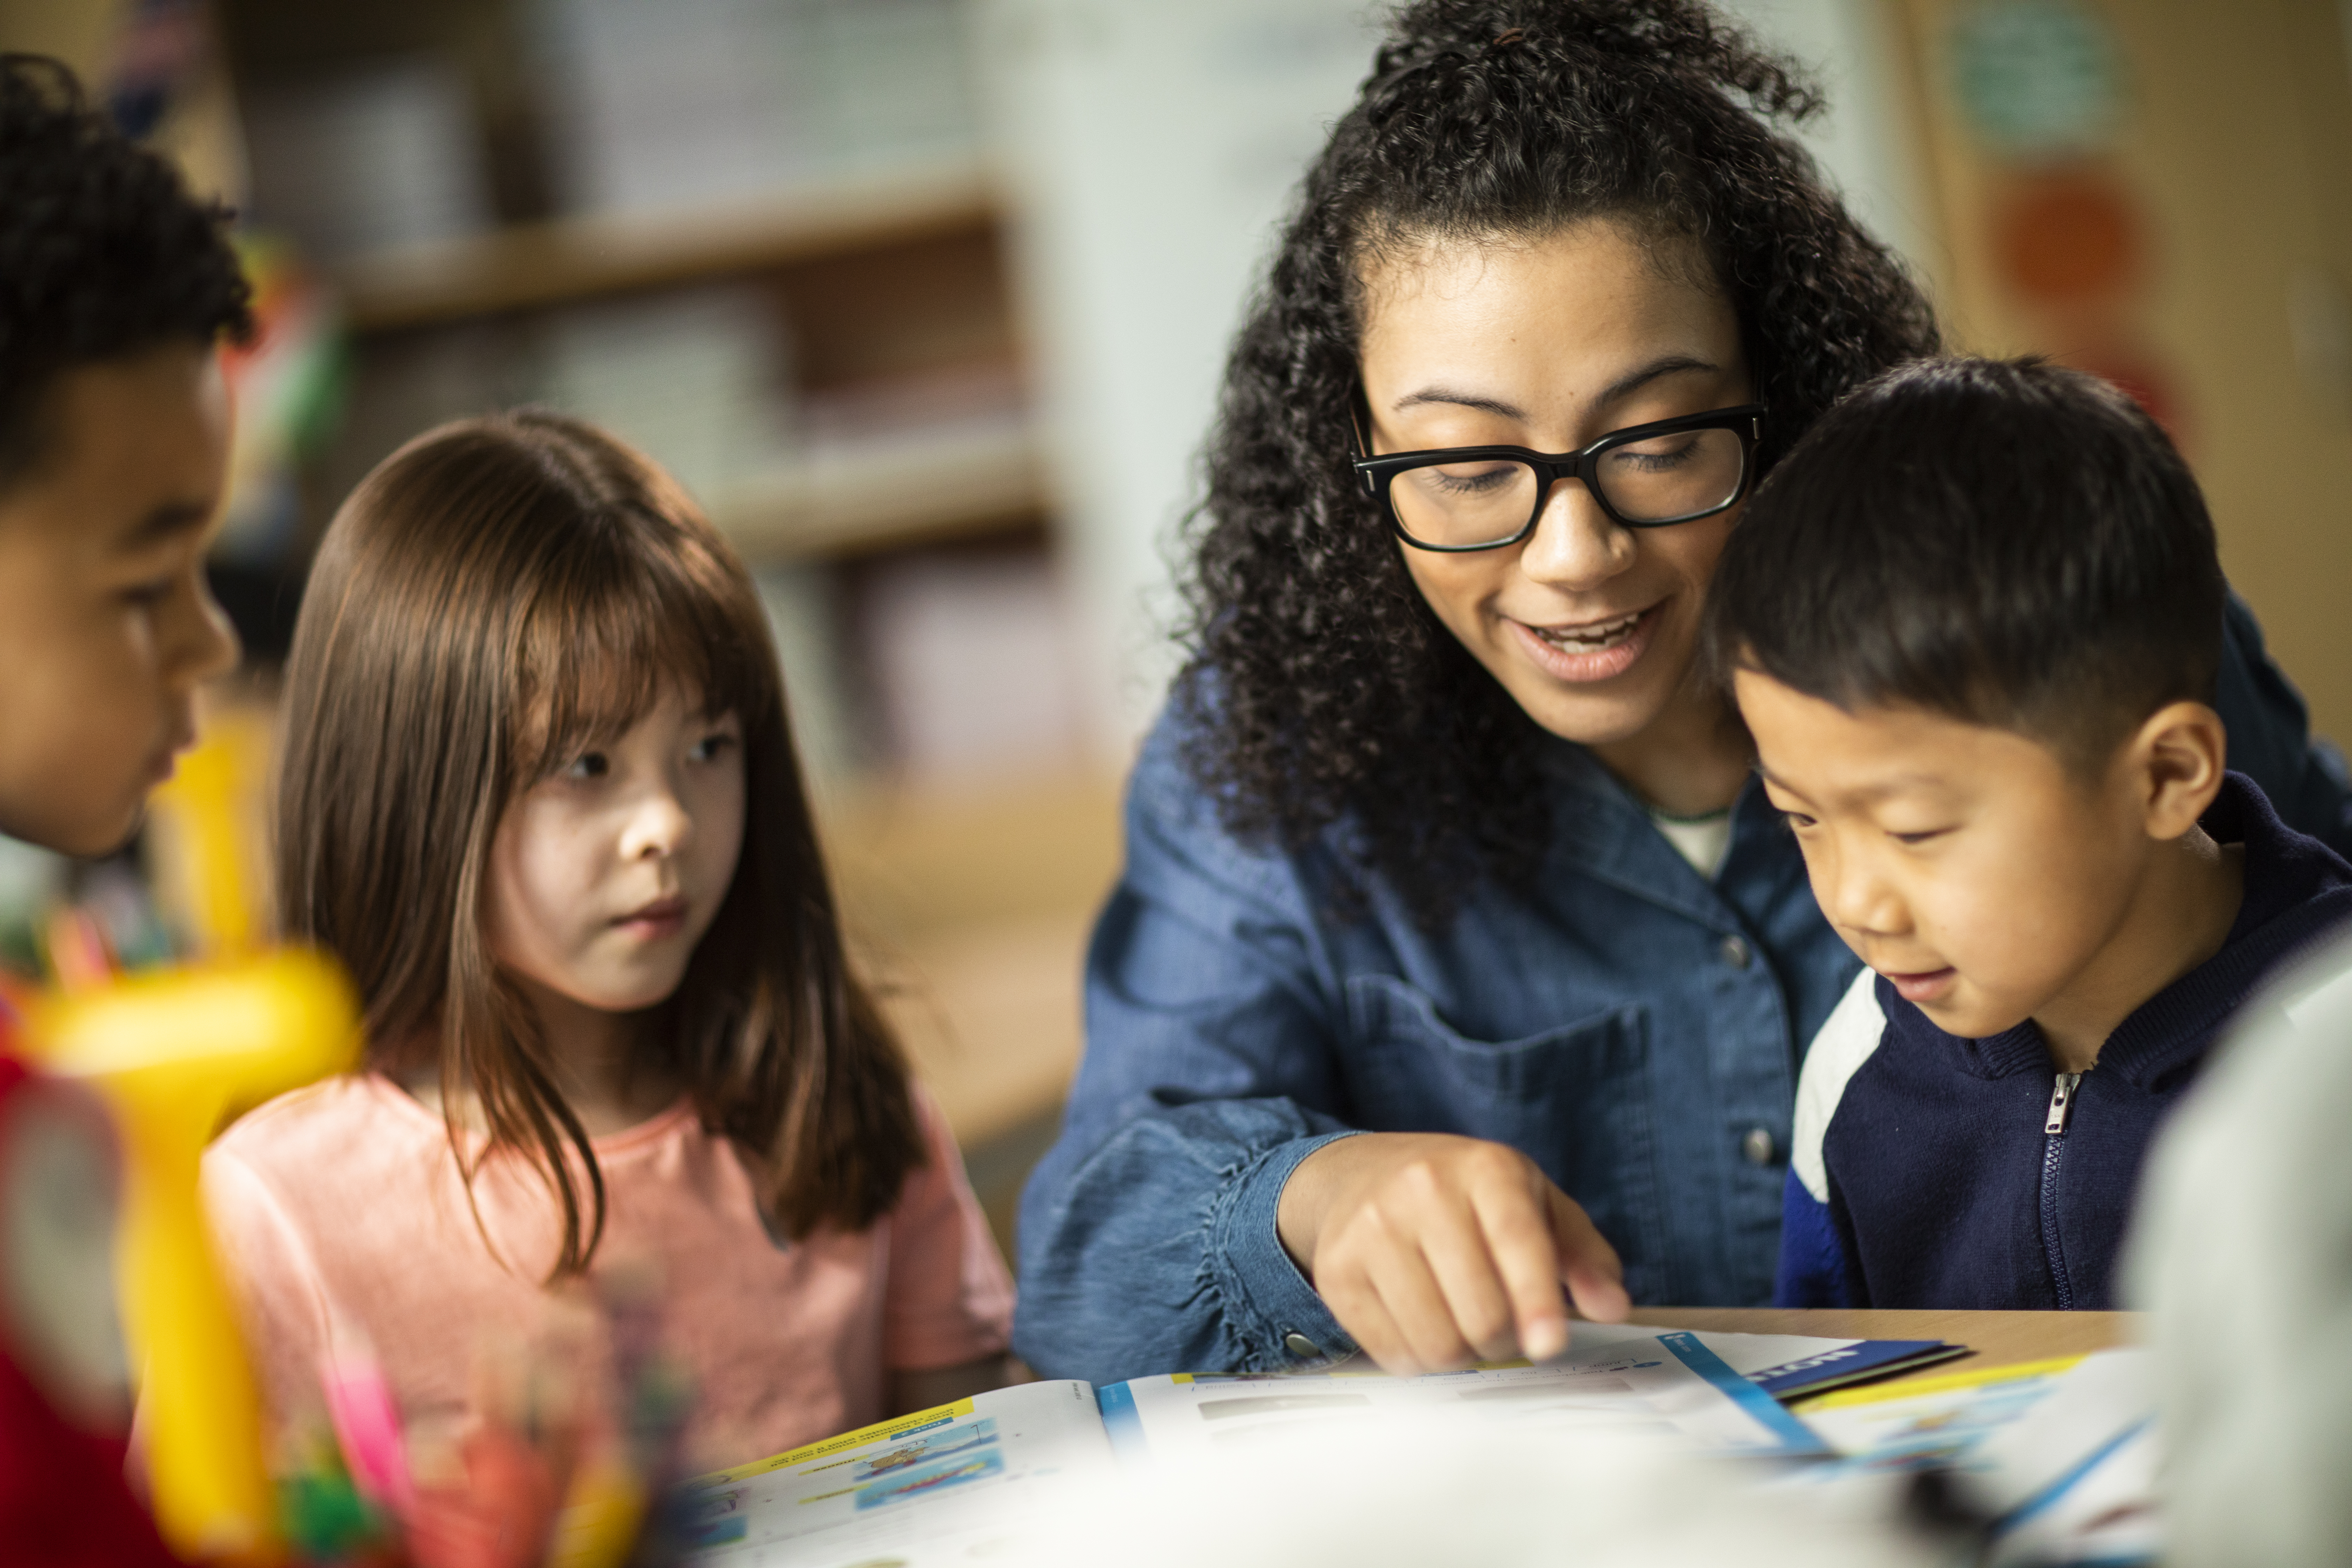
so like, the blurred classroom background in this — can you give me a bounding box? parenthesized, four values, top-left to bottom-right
(0, 0, 2347, 1259)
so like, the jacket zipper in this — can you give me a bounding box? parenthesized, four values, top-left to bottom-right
(2040, 1072, 2082, 1310)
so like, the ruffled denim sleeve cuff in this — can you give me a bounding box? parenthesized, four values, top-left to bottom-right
(1206, 1128, 1365, 1366)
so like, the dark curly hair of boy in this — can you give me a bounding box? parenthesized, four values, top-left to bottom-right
(1176, 0, 1938, 922)
(0, 54, 252, 489)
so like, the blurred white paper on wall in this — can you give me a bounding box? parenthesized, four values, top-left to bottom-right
(243, 58, 491, 259)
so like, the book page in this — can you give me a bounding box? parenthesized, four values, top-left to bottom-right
(1796, 1355, 2090, 1463)
(1781, 1349, 2157, 1567)
(681, 1380, 1115, 1566)
(1568, 1323, 1966, 1398)
(1100, 1329, 1821, 1467)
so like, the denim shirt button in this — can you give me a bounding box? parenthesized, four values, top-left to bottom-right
(1283, 1331, 1324, 1360)
(1742, 1127, 1777, 1166)
(1719, 934, 1752, 969)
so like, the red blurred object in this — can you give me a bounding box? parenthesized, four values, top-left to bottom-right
(0, 1034, 183, 1568)
(1995, 168, 2144, 303)
(403, 1426, 563, 1568)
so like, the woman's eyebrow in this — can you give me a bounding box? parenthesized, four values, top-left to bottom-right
(1594, 354, 1719, 408)
(1391, 386, 1524, 418)
(1390, 354, 1724, 422)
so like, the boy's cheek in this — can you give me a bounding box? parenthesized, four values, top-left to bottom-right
(0, 619, 165, 856)
(1916, 892, 2083, 1040)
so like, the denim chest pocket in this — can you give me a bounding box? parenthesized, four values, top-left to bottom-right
(1339, 974, 1664, 1295)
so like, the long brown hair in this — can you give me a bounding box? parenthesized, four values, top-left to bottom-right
(276, 408, 923, 1274)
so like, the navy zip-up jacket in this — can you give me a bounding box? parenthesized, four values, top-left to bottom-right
(1778, 774, 2352, 1310)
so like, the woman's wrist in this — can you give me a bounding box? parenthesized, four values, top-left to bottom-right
(1273, 1133, 1354, 1274)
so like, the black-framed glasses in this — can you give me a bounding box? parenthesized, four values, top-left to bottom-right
(1351, 402, 1766, 552)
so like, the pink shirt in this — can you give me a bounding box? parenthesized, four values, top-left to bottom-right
(201, 1073, 1012, 1474)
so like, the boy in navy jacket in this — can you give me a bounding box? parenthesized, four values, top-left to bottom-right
(1705, 356, 2352, 1310)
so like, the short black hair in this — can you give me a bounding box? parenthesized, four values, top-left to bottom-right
(1706, 355, 2225, 766)
(0, 54, 252, 490)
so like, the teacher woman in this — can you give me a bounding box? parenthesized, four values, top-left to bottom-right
(1014, 0, 2350, 1384)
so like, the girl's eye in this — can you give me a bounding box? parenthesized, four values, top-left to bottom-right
(563, 751, 610, 781)
(1890, 828, 1949, 846)
(120, 576, 173, 608)
(690, 732, 737, 764)
(1779, 810, 1818, 831)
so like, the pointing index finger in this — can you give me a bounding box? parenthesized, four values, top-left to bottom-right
(1467, 1167, 1572, 1363)
(1547, 1185, 1630, 1324)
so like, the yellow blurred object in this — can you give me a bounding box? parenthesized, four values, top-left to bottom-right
(146, 695, 276, 960)
(19, 950, 362, 1564)
(545, 1459, 646, 1568)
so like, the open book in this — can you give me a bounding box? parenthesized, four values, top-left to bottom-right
(676, 1325, 1951, 1564)
(1791, 1349, 2157, 1567)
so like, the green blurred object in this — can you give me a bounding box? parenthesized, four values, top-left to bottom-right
(278, 1452, 396, 1565)
(0, 835, 64, 979)
(1948, 0, 2127, 159)
(216, 233, 349, 568)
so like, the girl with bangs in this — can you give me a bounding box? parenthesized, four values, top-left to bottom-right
(203, 410, 1013, 1483)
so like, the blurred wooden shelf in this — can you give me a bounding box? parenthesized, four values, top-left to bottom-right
(710, 418, 1047, 560)
(330, 157, 998, 332)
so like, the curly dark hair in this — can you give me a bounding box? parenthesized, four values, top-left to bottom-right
(1176, 0, 1939, 922)
(0, 54, 252, 490)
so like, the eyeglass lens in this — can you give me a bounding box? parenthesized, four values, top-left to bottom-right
(1387, 424, 1747, 546)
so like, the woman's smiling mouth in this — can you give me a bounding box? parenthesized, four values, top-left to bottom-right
(1507, 604, 1659, 682)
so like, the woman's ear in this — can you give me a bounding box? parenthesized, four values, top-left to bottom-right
(2128, 700, 2229, 841)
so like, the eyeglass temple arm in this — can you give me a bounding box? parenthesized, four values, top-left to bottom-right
(1349, 392, 1379, 493)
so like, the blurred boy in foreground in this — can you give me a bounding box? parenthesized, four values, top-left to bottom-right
(0, 50, 246, 1560)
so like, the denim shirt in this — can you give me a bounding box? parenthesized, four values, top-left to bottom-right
(1013, 596, 2351, 1386)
